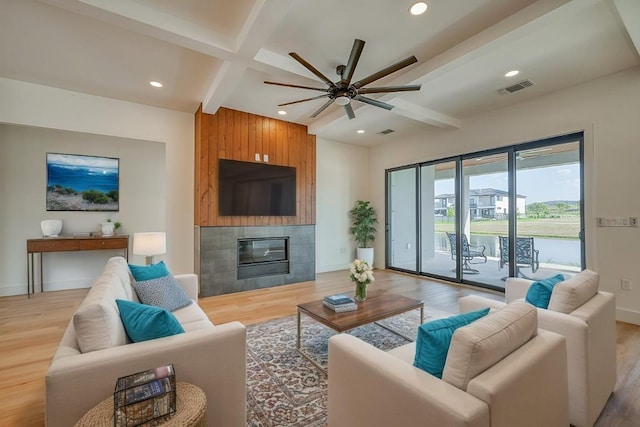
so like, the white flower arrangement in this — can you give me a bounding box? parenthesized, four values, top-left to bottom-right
(349, 259, 374, 286)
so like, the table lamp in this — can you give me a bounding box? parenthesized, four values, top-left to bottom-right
(133, 232, 166, 265)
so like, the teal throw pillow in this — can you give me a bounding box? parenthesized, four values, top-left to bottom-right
(413, 307, 490, 378)
(132, 274, 192, 312)
(129, 261, 170, 281)
(116, 299, 184, 343)
(525, 274, 565, 308)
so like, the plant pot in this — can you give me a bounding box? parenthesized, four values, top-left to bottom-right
(356, 247, 374, 268)
(101, 222, 115, 236)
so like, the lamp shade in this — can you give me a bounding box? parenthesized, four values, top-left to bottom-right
(133, 232, 166, 256)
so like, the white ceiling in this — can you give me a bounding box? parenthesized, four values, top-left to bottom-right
(1, 0, 639, 146)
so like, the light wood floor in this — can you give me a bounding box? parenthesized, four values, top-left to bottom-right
(0, 269, 637, 426)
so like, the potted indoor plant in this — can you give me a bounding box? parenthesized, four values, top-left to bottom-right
(349, 200, 378, 267)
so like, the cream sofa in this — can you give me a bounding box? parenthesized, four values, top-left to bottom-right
(45, 257, 246, 427)
(459, 270, 616, 427)
(328, 302, 569, 427)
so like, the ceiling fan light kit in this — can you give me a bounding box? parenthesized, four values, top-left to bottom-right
(264, 39, 421, 120)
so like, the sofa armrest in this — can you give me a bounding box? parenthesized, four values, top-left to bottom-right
(328, 334, 489, 427)
(467, 330, 569, 427)
(46, 321, 246, 427)
(505, 277, 534, 302)
(174, 273, 198, 300)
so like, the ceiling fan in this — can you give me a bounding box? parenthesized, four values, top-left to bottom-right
(264, 39, 421, 120)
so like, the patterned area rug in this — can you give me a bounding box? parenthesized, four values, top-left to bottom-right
(245, 306, 451, 426)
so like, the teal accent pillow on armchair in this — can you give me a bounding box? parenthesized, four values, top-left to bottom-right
(116, 299, 184, 342)
(413, 307, 490, 378)
(525, 274, 565, 308)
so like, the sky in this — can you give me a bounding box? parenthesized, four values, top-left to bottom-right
(435, 163, 581, 204)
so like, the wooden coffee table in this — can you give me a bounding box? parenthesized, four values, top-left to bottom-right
(296, 290, 423, 373)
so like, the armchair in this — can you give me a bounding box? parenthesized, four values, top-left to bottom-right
(446, 232, 487, 274)
(459, 270, 616, 427)
(328, 303, 569, 427)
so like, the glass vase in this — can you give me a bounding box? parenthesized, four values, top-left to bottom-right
(355, 282, 368, 302)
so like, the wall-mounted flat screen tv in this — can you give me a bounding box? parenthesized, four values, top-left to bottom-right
(219, 159, 296, 216)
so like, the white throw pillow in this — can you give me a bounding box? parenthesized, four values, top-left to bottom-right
(547, 269, 599, 314)
(73, 274, 128, 353)
(442, 302, 538, 390)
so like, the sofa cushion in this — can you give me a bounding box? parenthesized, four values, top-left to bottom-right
(116, 299, 184, 342)
(103, 256, 135, 300)
(73, 274, 129, 353)
(548, 269, 599, 314)
(525, 274, 565, 308)
(443, 302, 538, 390)
(173, 301, 212, 326)
(413, 308, 490, 378)
(128, 261, 170, 281)
(132, 274, 193, 312)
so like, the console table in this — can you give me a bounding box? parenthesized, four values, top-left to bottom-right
(26, 235, 129, 298)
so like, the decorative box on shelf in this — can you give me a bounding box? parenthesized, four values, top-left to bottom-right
(114, 364, 176, 427)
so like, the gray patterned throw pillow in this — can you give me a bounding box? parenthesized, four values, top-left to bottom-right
(132, 274, 193, 312)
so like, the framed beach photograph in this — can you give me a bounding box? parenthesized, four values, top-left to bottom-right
(46, 153, 119, 211)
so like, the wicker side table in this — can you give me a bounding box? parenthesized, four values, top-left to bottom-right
(75, 382, 207, 427)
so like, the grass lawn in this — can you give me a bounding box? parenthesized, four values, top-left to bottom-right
(435, 217, 580, 239)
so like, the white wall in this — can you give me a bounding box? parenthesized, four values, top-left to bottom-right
(0, 125, 165, 294)
(0, 78, 194, 296)
(369, 67, 640, 324)
(315, 137, 370, 272)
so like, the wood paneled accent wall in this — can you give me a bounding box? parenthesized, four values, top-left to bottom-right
(195, 106, 316, 226)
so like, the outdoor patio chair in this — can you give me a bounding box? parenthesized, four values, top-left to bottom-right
(498, 236, 539, 279)
(446, 232, 487, 274)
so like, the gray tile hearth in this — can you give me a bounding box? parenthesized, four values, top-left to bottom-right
(196, 225, 316, 297)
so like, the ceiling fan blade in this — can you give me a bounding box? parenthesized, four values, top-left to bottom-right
(289, 52, 336, 88)
(358, 85, 421, 94)
(310, 99, 335, 118)
(264, 81, 328, 92)
(278, 94, 329, 107)
(343, 103, 356, 120)
(340, 39, 365, 86)
(354, 95, 395, 110)
(352, 55, 418, 89)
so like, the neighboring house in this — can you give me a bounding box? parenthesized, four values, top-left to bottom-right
(434, 188, 526, 220)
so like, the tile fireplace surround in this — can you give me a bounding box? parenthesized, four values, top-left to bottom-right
(195, 225, 315, 297)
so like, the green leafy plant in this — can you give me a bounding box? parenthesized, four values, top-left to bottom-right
(349, 200, 378, 248)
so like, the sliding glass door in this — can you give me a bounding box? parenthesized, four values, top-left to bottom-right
(387, 167, 417, 272)
(386, 133, 584, 291)
(421, 160, 457, 279)
(513, 141, 583, 280)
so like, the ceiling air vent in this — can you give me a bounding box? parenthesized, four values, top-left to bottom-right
(377, 129, 395, 135)
(498, 79, 534, 95)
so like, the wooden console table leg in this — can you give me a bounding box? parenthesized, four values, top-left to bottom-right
(27, 253, 32, 298)
(39, 253, 43, 293)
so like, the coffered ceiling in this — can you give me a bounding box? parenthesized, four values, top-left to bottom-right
(1, 0, 639, 146)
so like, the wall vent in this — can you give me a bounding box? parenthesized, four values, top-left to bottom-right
(498, 79, 534, 95)
(377, 129, 395, 135)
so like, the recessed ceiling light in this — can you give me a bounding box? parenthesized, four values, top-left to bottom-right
(277, 110, 287, 115)
(149, 81, 163, 88)
(409, 2, 428, 15)
(505, 70, 519, 77)
(357, 130, 365, 134)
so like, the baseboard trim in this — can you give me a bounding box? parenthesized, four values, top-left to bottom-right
(616, 308, 640, 325)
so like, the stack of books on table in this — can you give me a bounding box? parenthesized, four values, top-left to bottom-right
(323, 294, 358, 312)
